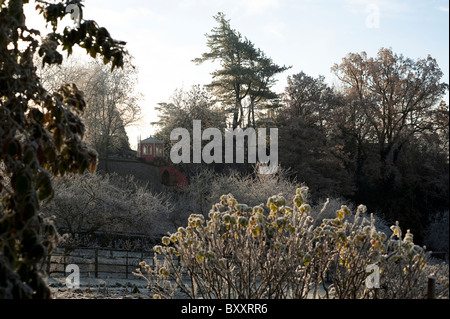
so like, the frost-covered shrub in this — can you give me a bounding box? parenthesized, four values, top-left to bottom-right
(421, 261, 449, 299)
(41, 173, 174, 242)
(177, 166, 300, 219)
(134, 188, 445, 299)
(211, 166, 300, 208)
(311, 198, 392, 238)
(372, 225, 449, 299)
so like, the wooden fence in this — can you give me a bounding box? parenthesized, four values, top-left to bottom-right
(44, 247, 446, 298)
(44, 247, 158, 279)
(46, 248, 448, 280)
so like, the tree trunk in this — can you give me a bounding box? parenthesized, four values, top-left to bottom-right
(104, 136, 110, 173)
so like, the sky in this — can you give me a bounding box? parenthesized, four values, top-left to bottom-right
(24, 0, 449, 149)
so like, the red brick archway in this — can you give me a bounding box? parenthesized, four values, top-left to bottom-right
(159, 166, 188, 187)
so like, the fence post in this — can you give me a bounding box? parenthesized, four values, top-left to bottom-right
(94, 248, 99, 278)
(46, 252, 51, 274)
(126, 251, 129, 279)
(427, 276, 436, 299)
(63, 250, 67, 276)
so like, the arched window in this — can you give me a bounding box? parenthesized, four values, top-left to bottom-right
(156, 144, 163, 157)
(142, 144, 153, 155)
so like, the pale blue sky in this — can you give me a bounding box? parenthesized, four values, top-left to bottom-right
(25, 0, 450, 148)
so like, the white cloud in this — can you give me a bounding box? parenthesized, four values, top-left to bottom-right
(437, 6, 449, 13)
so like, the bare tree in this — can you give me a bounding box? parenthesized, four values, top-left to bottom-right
(331, 48, 448, 164)
(38, 55, 142, 171)
(331, 48, 449, 241)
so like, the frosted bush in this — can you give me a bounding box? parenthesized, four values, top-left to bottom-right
(209, 166, 300, 209)
(177, 165, 301, 219)
(41, 173, 174, 242)
(421, 262, 449, 299)
(134, 188, 446, 299)
(311, 198, 392, 238)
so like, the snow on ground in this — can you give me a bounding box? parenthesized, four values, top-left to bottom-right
(47, 275, 153, 299)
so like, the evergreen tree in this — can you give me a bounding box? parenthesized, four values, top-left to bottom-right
(194, 12, 289, 129)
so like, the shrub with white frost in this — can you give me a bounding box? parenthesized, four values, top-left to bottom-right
(175, 166, 301, 219)
(41, 173, 174, 242)
(311, 197, 392, 238)
(134, 188, 448, 299)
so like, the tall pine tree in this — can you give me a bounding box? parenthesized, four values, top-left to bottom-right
(194, 12, 289, 129)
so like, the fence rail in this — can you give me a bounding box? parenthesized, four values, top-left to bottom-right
(46, 248, 448, 280)
(45, 247, 159, 279)
(44, 247, 446, 299)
